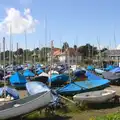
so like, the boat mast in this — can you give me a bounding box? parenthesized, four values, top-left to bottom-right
(0, 43, 1, 65)
(75, 36, 78, 69)
(23, 48, 24, 64)
(3, 37, 6, 99)
(97, 36, 101, 67)
(49, 30, 52, 65)
(34, 44, 36, 65)
(9, 24, 12, 65)
(114, 31, 117, 49)
(25, 30, 27, 63)
(11, 39, 13, 67)
(39, 40, 41, 63)
(16, 42, 18, 64)
(92, 44, 94, 59)
(114, 31, 119, 65)
(68, 47, 71, 83)
(49, 40, 53, 87)
(44, 16, 47, 69)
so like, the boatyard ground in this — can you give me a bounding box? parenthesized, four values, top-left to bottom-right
(12, 85, 120, 120)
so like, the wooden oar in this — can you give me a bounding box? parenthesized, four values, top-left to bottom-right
(59, 95, 76, 104)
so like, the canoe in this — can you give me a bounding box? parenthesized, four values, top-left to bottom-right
(0, 91, 53, 119)
(73, 89, 116, 103)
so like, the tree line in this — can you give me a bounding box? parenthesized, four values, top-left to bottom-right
(0, 42, 108, 64)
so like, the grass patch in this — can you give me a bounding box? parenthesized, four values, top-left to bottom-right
(90, 112, 120, 120)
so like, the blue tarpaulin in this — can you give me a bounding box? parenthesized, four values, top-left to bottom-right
(37, 69, 44, 75)
(23, 69, 35, 77)
(110, 67, 120, 73)
(57, 79, 109, 95)
(26, 81, 50, 95)
(0, 86, 19, 99)
(87, 65, 94, 71)
(105, 65, 114, 71)
(10, 72, 27, 84)
(86, 71, 102, 80)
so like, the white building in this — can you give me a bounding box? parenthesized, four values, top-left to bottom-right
(48, 48, 82, 65)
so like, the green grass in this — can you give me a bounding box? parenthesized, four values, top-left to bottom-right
(90, 112, 120, 120)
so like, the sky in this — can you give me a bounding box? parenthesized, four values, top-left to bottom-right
(0, 0, 120, 50)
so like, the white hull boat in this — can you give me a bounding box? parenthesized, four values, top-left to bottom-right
(73, 89, 116, 103)
(0, 91, 53, 119)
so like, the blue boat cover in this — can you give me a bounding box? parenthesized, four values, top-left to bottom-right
(110, 67, 120, 73)
(36, 64, 41, 68)
(86, 71, 102, 80)
(57, 79, 109, 95)
(37, 69, 44, 75)
(49, 74, 69, 84)
(105, 65, 114, 71)
(10, 72, 27, 84)
(87, 65, 94, 71)
(36, 67, 41, 72)
(73, 69, 86, 77)
(23, 69, 35, 77)
(26, 81, 50, 95)
(26, 81, 58, 103)
(0, 86, 19, 99)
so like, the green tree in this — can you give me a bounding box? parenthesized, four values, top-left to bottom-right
(78, 44, 98, 59)
(62, 42, 69, 52)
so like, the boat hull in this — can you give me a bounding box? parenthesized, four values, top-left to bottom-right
(73, 90, 116, 103)
(0, 91, 53, 119)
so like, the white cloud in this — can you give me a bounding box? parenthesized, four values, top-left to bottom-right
(116, 44, 120, 50)
(0, 8, 38, 34)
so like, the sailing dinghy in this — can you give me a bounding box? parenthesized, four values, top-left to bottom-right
(73, 89, 116, 103)
(0, 91, 53, 119)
